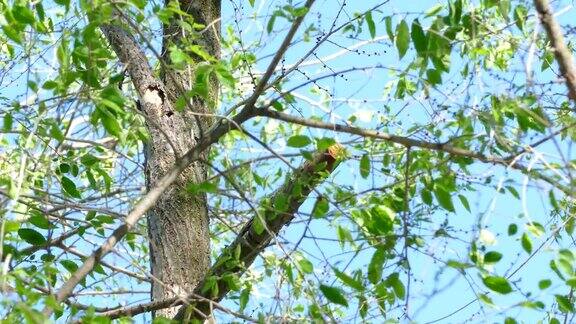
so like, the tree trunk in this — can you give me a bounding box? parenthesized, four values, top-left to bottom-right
(146, 0, 221, 319)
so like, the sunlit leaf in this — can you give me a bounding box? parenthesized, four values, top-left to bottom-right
(482, 276, 512, 294)
(319, 285, 348, 307)
(60, 176, 82, 199)
(365, 11, 376, 39)
(360, 154, 370, 178)
(287, 135, 311, 148)
(396, 20, 410, 59)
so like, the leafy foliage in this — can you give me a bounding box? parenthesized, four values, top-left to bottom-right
(1, 0, 576, 323)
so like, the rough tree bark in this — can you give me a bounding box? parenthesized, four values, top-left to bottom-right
(146, 0, 221, 319)
(61, 0, 324, 320)
(97, 145, 345, 320)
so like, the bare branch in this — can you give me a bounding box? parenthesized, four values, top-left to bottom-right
(256, 107, 575, 197)
(534, 0, 576, 99)
(95, 292, 257, 323)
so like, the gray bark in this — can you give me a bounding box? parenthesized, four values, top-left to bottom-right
(147, 0, 221, 319)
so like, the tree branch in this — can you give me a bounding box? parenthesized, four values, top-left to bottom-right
(256, 107, 575, 197)
(534, 0, 576, 99)
(18, 226, 85, 257)
(94, 291, 257, 323)
(43, 0, 316, 315)
(80, 147, 342, 321)
(173, 144, 345, 321)
(41, 108, 255, 317)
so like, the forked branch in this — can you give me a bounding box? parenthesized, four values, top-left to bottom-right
(172, 144, 344, 320)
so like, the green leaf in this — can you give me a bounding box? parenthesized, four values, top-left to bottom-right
(28, 81, 38, 92)
(567, 277, 576, 288)
(60, 176, 82, 198)
(189, 45, 215, 62)
(287, 135, 311, 148)
(271, 101, 284, 111)
(50, 123, 64, 142)
(519, 300, 545, 310)
(425, 4, 444, 17)
(333, 268, 365, 291)
(478, 293, 494, 306)
(542, 51, 555, 72)
(56, 38, 69, 68)
(434, 186, 454, 212)
(504, 317, 517, 324)
(507, 186, 520, 199)
(169, 46, 189, 66)
(252, 217, 264, 235)
(337, 225, 353, 247)
(4, 220, 20, 233)
(237, 289, 250, 314)
(411, 19, 427, 55)
(395, 20, 410, 59)
(54, 0, 71, 10)
(508, 223, 518, 236)
(386, 272, 406, 300)
(42, 80, 58, 90)
(3, 25, 23, 44)
(3, 113, 13, 131)
(482, 276, 512, 294)
(18, 228, 46, 245)
(448, 0, 462, 25)
(551, 260, 566, 280)
(187, 181, 218, 194)
(319, 284, 348, 307)
(312, 196, 329, 218)
(498, 0, 511, 21)
(99, 111, 121, 137)
(521, 233, 532, 254)
(526, 222, 545, 237)
(484, 251, 502, 264)
(192, 64, 214, 99)
(538, 279, 551, 289)
(358, 295, 368, 318)
(13, 6, 36, 25)
(447, 260, 473, 270)
(385, 16, 394, 41)
(60, 260, 78, 273)
(297, 257, 313, 274)
(421, 189, 433, 205)
(365, 11, 376, 39)
(249, 0, 255, 7)
(368, 248, 386, 284)
(426, 69, 442, 85)
(458, 194, 470, 212)
(359, 154, 370, 178)
(267, 13, 277, 34)
(215, 64, 235, 89)
(291, 7, 308, 17)
(29, 215, 51, 230)
(556, 294, 575, 313)
(81, 154, 100, 167)
(514, 5, 527, 32)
